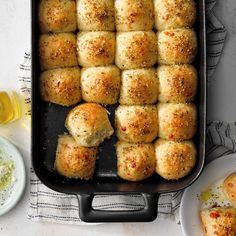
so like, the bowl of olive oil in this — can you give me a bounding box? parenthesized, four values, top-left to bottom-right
(0, 91, 21, 125)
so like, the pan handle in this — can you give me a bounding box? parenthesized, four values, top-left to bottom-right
(78, 193, 159, 222)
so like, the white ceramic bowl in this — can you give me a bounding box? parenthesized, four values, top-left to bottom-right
(0, 136, 26, 216)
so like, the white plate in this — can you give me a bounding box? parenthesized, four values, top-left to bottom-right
(180, 154, 236, 236)
(0, 136, 26, 216)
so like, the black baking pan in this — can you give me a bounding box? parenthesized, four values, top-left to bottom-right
(31, 0, 207, 222)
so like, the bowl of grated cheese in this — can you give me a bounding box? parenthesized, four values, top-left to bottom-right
(0, 136, 26, 216)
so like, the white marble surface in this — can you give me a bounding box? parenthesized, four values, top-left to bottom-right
(0, 0, 235, 235)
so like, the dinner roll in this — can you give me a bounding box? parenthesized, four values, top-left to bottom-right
(157, 28, 197, 64)
(115, 105, 158, 143)
(116, 141, 156, 181)
(154, 0, 196, 31)
(81, 66, 121, 105)
(119, 68, 158, 105)
(77, 0, 115, 31)
(157, 65, 197, 103)
(38, 0, 77, 33)
(115, 0, 154, 31)
(55, 134, 97, 179)
(157, 103, 197, 140)
(77, 32, 115, 67)
(155, 139, 196, 180)
(40, 67, 81, 106)
(223, 173, 236, 207)
(200, 207, 236, 236)
(39, 33, 78, 70)
(116, 31, 157, 69)
(65, 103, 114, 147)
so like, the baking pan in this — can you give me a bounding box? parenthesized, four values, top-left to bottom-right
(31, 0, 207, 222)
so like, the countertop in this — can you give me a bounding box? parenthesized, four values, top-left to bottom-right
(0, 0, 235, 235)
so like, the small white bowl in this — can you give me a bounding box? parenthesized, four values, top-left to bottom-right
(0, 136, 26, 216)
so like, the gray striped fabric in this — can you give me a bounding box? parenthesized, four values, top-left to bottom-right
(28, 122, 236, 224)
(18, 52, 31, 117)
(206, 5, 227, 77)
(206, 122, 236, 163)
(27, 0, 228, 225)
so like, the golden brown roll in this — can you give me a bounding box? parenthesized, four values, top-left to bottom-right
(157, 103, 197, 140)
(39, 67, 81, 106)
(38, 0, 77, 33)
(200, 207, 236, 236)
(116, 141, 156, 181)
(115, 0, 155, 31)
(39, 33, 78, 70)
(223, 173, 236, 207)
(157, 65, 197, 103)
(81, 66, 121, 105)
(115, 105, 158, 143)
(154, 0, 196, 31)
(116, 31, 157, 69)
(65, 103, 114, 147)
(55, 134, 97, 180)
(157, 28, 197, 64)
(119, 68, 158, 105)
(155, 139, 196, 180)
(77, 32, 116, 67)
(77, 0, 115, 31)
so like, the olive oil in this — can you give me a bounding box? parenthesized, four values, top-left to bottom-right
(0, 91, 21, 124)
(0, 159, 14, 191)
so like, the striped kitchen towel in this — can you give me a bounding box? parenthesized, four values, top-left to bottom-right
(27, 0, 227, 225)
(18, 52, 31, 117)
(206, 1, 227, 78)
(206, 122, 236, 164)
(28, 122, 236, 224)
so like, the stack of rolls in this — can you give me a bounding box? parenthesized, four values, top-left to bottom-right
(115, 0, 158, 181)
(154, 0, 197, 180)
(115, 0, 198, 181)
(38, 0, 198, 182)
(38, 1, 96, 180)
(38, 0, 116, 180)
(38, 0, 81, 106)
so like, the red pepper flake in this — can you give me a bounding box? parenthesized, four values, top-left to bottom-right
(164, 31, 175, 37)
(210, 211, 220, 219)
(169, 134, 174, 139)
(83, 152, 89, 159)
(121, 127, 127, 131)
(186, 92, 193, 97)
(228, 182, 234, 188)
(130, 161, 136, 168)
(226, 212, 232, 218)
